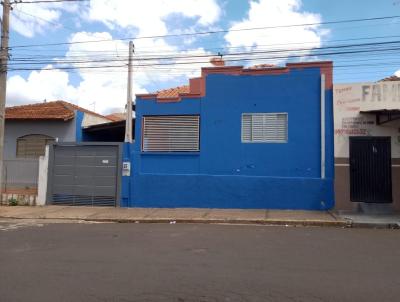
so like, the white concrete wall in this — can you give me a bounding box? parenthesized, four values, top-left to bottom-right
(334, 82, 400, 158)
(4, 119, 75, 160)
(82, 113, 110, 128)
(37, 145, 49, 206)
(358, 81, 400, 111)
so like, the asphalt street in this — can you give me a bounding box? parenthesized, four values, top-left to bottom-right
(0, 219, 399, 302)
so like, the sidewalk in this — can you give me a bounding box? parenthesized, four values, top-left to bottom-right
(1, 205, 399, 228)
(339, 212, 400, 228)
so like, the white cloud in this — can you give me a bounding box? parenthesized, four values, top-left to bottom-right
(11, 7, 61, 38)
(10, 3, 79, 38)
(10, 0, 221, 39)
(7, 65, 77, 106)
(224, 0, 327, 66)
(67, 32, 215, 112)
(86, 0, 221, 35)
(6, 31, 215, 114)
(6, 0, 222, 113)
(6, 32, 139, 113)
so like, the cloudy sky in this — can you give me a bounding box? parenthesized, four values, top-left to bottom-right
(5, 0, 400, 114)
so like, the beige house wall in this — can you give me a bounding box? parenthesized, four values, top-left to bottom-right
(334, 82, 400, 211)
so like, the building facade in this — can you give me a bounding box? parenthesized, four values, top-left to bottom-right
(121, 61, 334, 210)
(3, 101, 110, 193)
(334, 81, 400, 212)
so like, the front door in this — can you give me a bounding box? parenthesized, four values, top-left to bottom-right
(350, 137, 392, 203)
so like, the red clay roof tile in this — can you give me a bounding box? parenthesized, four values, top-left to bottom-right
(156, 85, 190, 99)
(380, 75, 400, 82)
(151, 65, 276, 100)
(141, 61, 333, 102)
(106, 112, 126, 121)
(248, 64, 276, 69)
(5, 100, 111, 121)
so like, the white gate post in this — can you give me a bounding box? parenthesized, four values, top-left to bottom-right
(37, 145, 49, 206)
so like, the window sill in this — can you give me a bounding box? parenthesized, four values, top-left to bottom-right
(140, 152, 200, 156)
(242, 141, 288, 144)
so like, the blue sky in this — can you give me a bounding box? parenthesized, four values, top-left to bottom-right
(5, 0, 400, 113)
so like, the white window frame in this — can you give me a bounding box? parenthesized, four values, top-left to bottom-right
(241, 113, 288, 143)
(142, 115, 200, 152)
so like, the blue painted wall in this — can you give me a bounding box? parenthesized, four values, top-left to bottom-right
(75, 110, 85, 143)
(129, 67, 334, 209)
(121, 142, 132, 207)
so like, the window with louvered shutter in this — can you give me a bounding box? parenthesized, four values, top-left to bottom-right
(242, 113, 288, 143)
(16, 134, 55, 158)
(142, 115, 200, 152)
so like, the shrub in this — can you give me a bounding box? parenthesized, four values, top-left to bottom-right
(8, 198, 18, 206)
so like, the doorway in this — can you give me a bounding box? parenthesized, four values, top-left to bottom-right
(349, 136, 392, 203)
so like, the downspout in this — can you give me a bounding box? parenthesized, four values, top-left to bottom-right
(321, 74, 326, 179)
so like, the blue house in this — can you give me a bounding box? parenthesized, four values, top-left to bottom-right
(122, 61, 334, 210)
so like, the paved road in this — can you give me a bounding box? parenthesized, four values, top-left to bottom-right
(0, 220, 399, 302)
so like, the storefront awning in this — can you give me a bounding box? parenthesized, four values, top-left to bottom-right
(360, 109, 400, 125)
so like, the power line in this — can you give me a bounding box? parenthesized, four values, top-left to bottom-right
(11, 0, 88, 4)
(7, 54, 394, 75)
(5, 8, 400, 82)
(7, 64, 397, 84)
(8, 50, 400, 69)
(8, 49, 400, 79)
(8, 15, 400, 48)
(9, 34, 400, 61)
(12, 7, 77, 33)
(7, 40, 400, 66)
(8, 44, 400, 71)
(9, 35, 400, 59)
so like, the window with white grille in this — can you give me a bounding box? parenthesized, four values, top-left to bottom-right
(142, 115, 200, 152)
(242, 113, 288, 143)
(16, 134, 55, 158)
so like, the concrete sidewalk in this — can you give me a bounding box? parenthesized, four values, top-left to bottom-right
(339, 212, 400, 228)
(0, 205, 399, 228)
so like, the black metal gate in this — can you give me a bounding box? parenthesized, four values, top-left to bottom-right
(350, 137, 392, 203)
(47, 143, 121, 206)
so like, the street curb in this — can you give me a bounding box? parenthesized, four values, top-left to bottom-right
(1, 214, 399, 229)
(348, 222, 400, 229)
(0, 215, 353, 228)
(82, 218, 350, 227)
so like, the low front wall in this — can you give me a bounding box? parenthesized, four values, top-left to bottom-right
(335, 158, 400, 211)
(131, 174, 334, 210)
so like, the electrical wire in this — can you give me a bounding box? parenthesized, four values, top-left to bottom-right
(8, 45, 400, 71)
(12, 7, 78, 33)
(8, 40, 400, 66)
(8, 15, 400, 48)
(5, 8, 400, 82)
(12, 0, 88, 4)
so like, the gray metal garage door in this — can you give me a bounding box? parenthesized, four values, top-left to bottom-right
(48, 144, 120, 206)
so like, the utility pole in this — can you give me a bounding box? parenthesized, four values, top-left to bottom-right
(124, 41, 134, 143)
(0, 0, 10, 193)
